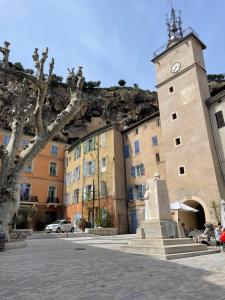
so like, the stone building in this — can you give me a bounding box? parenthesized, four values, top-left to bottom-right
(150, 8, 225, 231)
(64, 124, 128, 234)
(0, 128, 66, 230)
(123, 112, 166, 233)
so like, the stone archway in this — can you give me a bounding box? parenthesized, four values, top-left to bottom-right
(179, 196, 208, 231)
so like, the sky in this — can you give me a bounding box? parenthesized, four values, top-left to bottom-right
(0, 0, 225, 90)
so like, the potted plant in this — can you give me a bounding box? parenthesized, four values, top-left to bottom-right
(77, 218, 87, 232)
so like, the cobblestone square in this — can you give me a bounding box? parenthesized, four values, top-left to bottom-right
(0, 235, 225, 300)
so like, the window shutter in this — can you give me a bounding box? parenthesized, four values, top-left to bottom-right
(83, 162, 87, 176)
(100, 181, 107, 197)
(124, 144, 130, 159)
(83, 187, 87, 201)
(128, 186, 134, 201)
(137, 185, 142, 199)
(100, 133, 106, 147)
(84, 141, 87, 153)
(92, 160, 95, 175)
(142, 184, 145, 199)
(140, 164, 145, 175)
(131, 166, 135, 177)
(134, 140, 139, 154)
(93, 136, 96, 150)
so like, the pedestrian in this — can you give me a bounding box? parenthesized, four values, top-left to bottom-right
(214, 223, 221, 249)
(219, 227, 225, 251)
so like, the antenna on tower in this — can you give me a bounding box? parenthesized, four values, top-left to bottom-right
(166, 4, 183, 47)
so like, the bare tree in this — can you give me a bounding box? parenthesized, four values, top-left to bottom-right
(0, 42, 86, 240)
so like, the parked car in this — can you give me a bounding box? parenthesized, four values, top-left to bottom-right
(45, 219, 74, 233)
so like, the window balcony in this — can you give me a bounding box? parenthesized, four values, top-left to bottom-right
(46, 197, 60, 204)
(20, 195, 38, 203)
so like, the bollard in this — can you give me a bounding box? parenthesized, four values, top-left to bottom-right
(0, 232, 6, 251)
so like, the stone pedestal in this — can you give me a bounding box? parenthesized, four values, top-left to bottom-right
(123, 175, 219, 259)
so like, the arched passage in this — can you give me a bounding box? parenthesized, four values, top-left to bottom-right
(178, 197, 208, 231)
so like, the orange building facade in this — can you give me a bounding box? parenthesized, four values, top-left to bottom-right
(0, 128, 66, 230)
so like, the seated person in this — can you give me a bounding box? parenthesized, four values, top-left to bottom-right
(197, 223, 211, 243)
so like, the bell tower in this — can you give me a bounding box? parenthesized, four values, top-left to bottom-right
(152, 8, 225, 223)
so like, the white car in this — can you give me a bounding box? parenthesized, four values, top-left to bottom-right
(45, 219, 74, 233)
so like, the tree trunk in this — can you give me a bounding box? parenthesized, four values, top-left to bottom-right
(0, 184, 20, 242)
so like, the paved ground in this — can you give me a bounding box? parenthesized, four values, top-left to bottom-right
(1, 234, 225, 300)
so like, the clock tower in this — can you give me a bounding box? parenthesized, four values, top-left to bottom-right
(152, 8, 225, 224)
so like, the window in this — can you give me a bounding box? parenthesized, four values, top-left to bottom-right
(215, 111, 225, 129)
(73, 189, 79, 204)
(48, 186, 57, 202)
(128, 186, 134, 201)
(100, 133, 106, 147)
(152, 136, 158, 146)
(74, 145, 81, 160)
(83, 185, 93, 201)
(174, 137, 182, 146)
(51, 144, 58, 156)
(100, 157, 106, 172)
(83, 160, 95, 176)
(3, 135, 9, 146)
(24, 161, 33, 173)
(156, 153, 160, 163)
(178, 165, 186, 176)
(156, 118, 160, 126)
(128, 184, 145, 201)
(20, 183, 31, 201)
(171, 112, 177, 120)
(50, 162, 57, 176)
(124, 144, 130, 159)
(83, 137, 96, 153)
(134, 128, 139, 135)
(134, 140, 140, 155)
(169, 86, 174, 93)
(100, 181, 107, 197)
(131, 164, 145, 177)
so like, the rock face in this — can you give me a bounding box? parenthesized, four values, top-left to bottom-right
(1, 67, 224, 144)
(0, 68, 158, 143)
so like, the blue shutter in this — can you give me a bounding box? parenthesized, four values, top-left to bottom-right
(131, 166, 135, 177)
(152, 136, 158, 145)
(134, 140, 139, 155)
(124, 144, 130, 159)
(140, 163, 145, 175)
(141, 184, 145, 199)
(83, 141, 88, 153)
(91, 160, 95, 175)
(83, 162, 87, 176)
(137, 185, 142, 199)
(128, 186, 134, 201)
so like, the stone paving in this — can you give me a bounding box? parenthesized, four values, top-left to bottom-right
(0, 234, 225, 300)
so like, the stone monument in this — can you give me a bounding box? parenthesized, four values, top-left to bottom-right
(138, 173, 177, 239)
(123, 174, 218, 259)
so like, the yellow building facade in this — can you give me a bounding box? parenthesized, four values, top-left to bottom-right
(65, 124, 128, 233)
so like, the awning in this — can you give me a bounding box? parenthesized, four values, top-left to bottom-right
(170, 201, 198, 212)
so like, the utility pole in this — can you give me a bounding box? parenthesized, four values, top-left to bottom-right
(92, 178, 95, 228)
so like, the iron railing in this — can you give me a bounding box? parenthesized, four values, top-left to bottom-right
(20, 195, 38, 202)
(46, 197, 60, 204)
(153, 27, 199, 58)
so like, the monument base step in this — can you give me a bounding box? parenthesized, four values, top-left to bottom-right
(122, 246, 219, 260)
(121, 238, 219, 259)
(129, 238, 195, 246)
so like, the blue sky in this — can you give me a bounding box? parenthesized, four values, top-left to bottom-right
(0, 0, 224, 90)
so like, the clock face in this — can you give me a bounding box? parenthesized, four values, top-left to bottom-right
(171, 62, 181, 73)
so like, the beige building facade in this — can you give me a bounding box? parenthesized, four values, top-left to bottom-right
(151, 20, 225, 230)
(123, 113, 166, 233)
